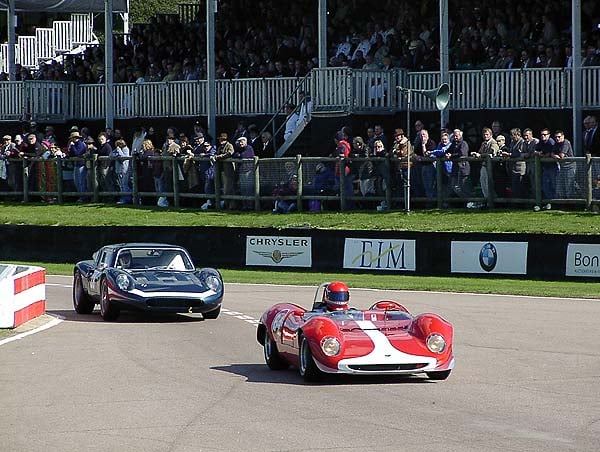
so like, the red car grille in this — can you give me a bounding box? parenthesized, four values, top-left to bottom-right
(348, 363, 429, 372)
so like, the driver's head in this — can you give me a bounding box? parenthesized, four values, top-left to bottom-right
(118, 250, 132, 268)
(323, 281, 349, 311)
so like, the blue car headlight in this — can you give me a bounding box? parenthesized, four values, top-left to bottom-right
(116, 273, 133, 291)
(204, 274, 222, 293)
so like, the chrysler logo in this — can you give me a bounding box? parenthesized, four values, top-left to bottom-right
(254, 250, 303, 264)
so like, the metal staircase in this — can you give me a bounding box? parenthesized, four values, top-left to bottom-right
(275, 113, 311, 157)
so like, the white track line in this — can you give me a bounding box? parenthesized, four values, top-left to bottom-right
(0, 315, 63, 346)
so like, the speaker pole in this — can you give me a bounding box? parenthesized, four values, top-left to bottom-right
(405, 89, 412, 214)
(398, 83, 450, 213)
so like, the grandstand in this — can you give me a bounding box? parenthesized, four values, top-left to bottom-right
(0, 0, 598, 156)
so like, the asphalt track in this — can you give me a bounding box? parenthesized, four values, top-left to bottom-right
(1, 276, 599, 452)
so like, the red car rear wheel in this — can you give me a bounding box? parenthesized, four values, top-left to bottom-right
(264, 332, 288, 370)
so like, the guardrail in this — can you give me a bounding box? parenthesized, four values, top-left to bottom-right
(2, 66, 599, 121)
(1, 154, 598, 212)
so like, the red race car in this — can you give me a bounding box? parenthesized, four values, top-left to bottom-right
(257, 282, 454, 382)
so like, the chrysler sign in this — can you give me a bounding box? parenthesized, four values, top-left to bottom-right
(246, 236, 312, 267)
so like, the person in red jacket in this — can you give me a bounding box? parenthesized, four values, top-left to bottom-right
(333, 130, 354, 208)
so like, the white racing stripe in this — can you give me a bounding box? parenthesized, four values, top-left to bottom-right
(336, 320, 437, 372)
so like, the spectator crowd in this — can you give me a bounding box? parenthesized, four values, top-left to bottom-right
(326, 115, 599, 212)
(2, 0, 599, 83)
(0, 115, 598, 212)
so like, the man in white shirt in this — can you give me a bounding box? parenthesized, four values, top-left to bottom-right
(283, 103, 300, 141)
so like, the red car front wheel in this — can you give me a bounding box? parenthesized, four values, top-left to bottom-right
(299, 335, 322, 382)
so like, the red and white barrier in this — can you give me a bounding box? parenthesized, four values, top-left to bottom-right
(0, 265, 46, 329)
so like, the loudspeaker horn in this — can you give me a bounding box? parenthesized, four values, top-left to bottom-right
(418, 83, 450, 111)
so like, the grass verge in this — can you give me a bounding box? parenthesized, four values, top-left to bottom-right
(0, 202, 599, 234)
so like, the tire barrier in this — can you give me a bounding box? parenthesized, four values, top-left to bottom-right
(0, 264, 46, 328)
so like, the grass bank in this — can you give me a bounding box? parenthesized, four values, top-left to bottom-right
(0, 202, 599, 234)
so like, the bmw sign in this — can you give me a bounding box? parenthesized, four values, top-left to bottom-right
(451, 241, 528, 275)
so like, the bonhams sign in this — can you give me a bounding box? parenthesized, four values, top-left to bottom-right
(566, 244, 600, 277)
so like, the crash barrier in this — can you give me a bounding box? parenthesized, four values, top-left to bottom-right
(0, 154, 598, 211)
(1, 226, 599, 282)
(0, 264, 46, 328)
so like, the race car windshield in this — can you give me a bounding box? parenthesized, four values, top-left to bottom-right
(116, 248, 194, 270)
(304, 310, 365, 321)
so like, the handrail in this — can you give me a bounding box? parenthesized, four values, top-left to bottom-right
(257, 72, 312, 152)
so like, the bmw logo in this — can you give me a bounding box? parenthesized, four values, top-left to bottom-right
(479, 242, 497, 272)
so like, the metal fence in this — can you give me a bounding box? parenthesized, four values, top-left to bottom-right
(1, 66, 599, 122)
(1, 154, 598, 212)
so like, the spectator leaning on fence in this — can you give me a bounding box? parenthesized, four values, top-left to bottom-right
(96, 132, 115, 198)
(0, 135, 15, 191)
(494, 133, 509, 197)
(109, 139, 132, 205)
(333, 130, 354, 209)
(448, 129, 472, 207)
(213, 132, 236, 210)
(534, 128, 558, 211)
(503, 128, 526, 200)
(390, 128, 412, 200)
(234, 136, 255, 210)
(200, 140, 217, 211)
(431, 132, 453, 205)
(522, 128, 539, 197)
(68, 131, 88, 203)
(471, 127, 500, 209)
(554, 130, 577, 199)
(417, 129, 437, 204)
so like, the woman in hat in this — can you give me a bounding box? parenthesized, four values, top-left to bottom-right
(39, 141, 65, 203)
(68, 130, 88, 202)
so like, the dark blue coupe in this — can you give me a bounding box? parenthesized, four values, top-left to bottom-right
(73, 243, 223, 321)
